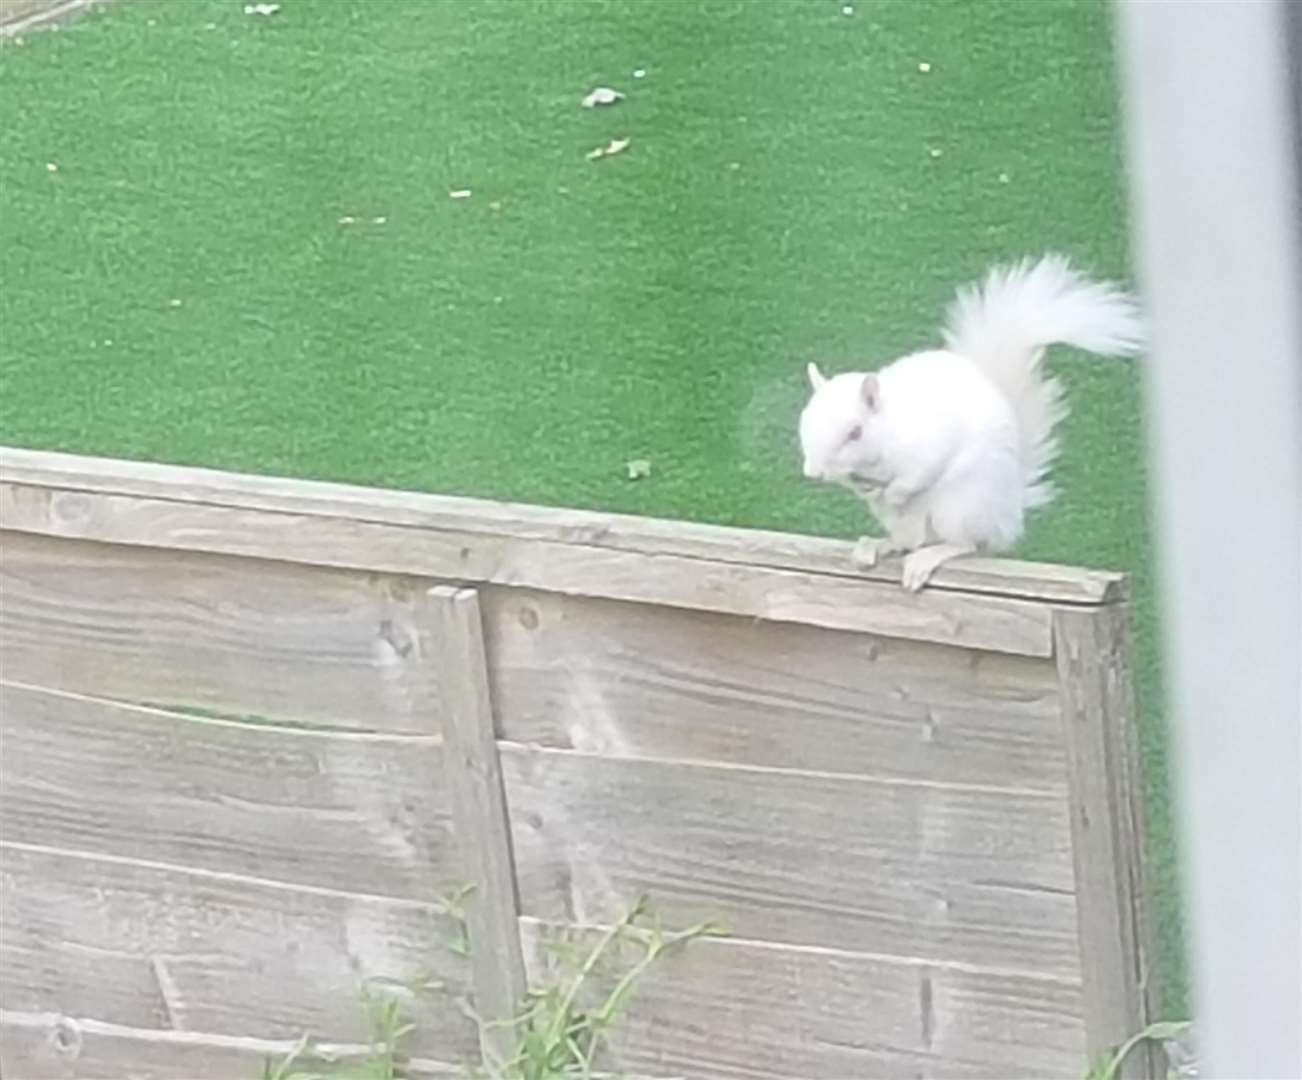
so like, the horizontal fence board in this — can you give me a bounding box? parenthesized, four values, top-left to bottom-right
(520, 918, 1086, 1080)
(482, 588, 1066, 790)
(0, 484, 1055, 656)
(502, 745, 1081, 978)
(0, 682, 454, 898)
(0, 1011, 461, 1080)
(0, 531, 439, 732)
(0, 445, 1125, 604)
(0, 843, 479, 1062)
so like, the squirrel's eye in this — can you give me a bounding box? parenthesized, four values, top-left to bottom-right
(846, 425, 862, 442)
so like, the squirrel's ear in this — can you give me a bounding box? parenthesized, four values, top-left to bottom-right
(806, 362, 827, 390)
(861, 372, 880, 411)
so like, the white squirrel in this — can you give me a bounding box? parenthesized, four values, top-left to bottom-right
(798, 253, 1145, 590)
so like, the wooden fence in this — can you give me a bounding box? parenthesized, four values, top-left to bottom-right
(0, 446, 1158, 1079)
(0, 0, 102, 36)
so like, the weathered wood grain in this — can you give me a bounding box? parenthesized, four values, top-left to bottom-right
(0, 531, 439, 732)
(0, 0, 101, 34)
(0, 1011, 461, 1080)
(500, 744, 1082, 978)
(0, 843, 479, 1062)
(520, 918, 1087, 1079)
(1054, 606, 1160, 1078)
(1, 537, 1066, 782)
(0, 1011, 683, 1080)
(426, 587, 527, 1069)
(0, 445, 1126, 603)
(482, 588, 1067, 790)
(0, 485, 1055, 655)
(0, 681, 456, 899)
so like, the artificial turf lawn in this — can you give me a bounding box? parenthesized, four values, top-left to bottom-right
(0, 0, 1185, 1015)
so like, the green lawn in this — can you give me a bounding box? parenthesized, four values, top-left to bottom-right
(0, 0, 1184, 1014)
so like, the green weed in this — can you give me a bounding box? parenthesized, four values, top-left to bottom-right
(260, 892, 722, 1080)
(477, 894, 725, 1080)
(1083, 1019, 1193, 1080)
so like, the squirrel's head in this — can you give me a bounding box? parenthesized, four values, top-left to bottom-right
(798, 362, 883, 484)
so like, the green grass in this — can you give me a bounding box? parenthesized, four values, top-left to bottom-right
(0, 0, 1184, 1012)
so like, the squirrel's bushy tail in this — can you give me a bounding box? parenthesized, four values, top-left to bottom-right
(941, 253, 1145, 509)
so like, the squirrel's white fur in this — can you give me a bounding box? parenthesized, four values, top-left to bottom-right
(799, 254, 1144, 590)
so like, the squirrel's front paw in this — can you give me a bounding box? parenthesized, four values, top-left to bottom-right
(853, 536, 903, 570)
(852, 536, 883, 568)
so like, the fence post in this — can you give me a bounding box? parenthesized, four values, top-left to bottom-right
(426, 585, 527, 1073)
(1053, 604, 1158, 1079)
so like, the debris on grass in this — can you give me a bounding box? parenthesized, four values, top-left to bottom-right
(918, 61, 932, 73)
(928, 147, 943, 158)
(587, 137, 631, 161)
(45, 162, 58, 173)
(449, 189, 472, 199)
(625, 459, 652, 481)
(372, 216, 387, 225)
(244, 3, 281, 15)
(633, 68, 647, 79)
(842, 5, 854, 14)
(337, 215, 356, 225)
(169, 298, 183, 308)
(998, 172, 1010, 183)
(581, 86, 624, 108)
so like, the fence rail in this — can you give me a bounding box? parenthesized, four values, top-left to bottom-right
(0, 446, 1157, 1079)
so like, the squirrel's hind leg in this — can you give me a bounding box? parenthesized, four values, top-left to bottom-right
(901, 543, 974, 591)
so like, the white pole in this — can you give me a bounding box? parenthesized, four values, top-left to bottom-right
(1114, 2, 1302, 1077)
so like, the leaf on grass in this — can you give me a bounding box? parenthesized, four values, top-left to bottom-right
(587, 137, 631, 161)
(449, 189, 472, 199)
(244, 3, 281, 15)
(625, 459, 652, 480)
(581, 86, 625, 108)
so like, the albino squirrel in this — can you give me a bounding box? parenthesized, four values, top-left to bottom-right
(798, 254, 1144, 590)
